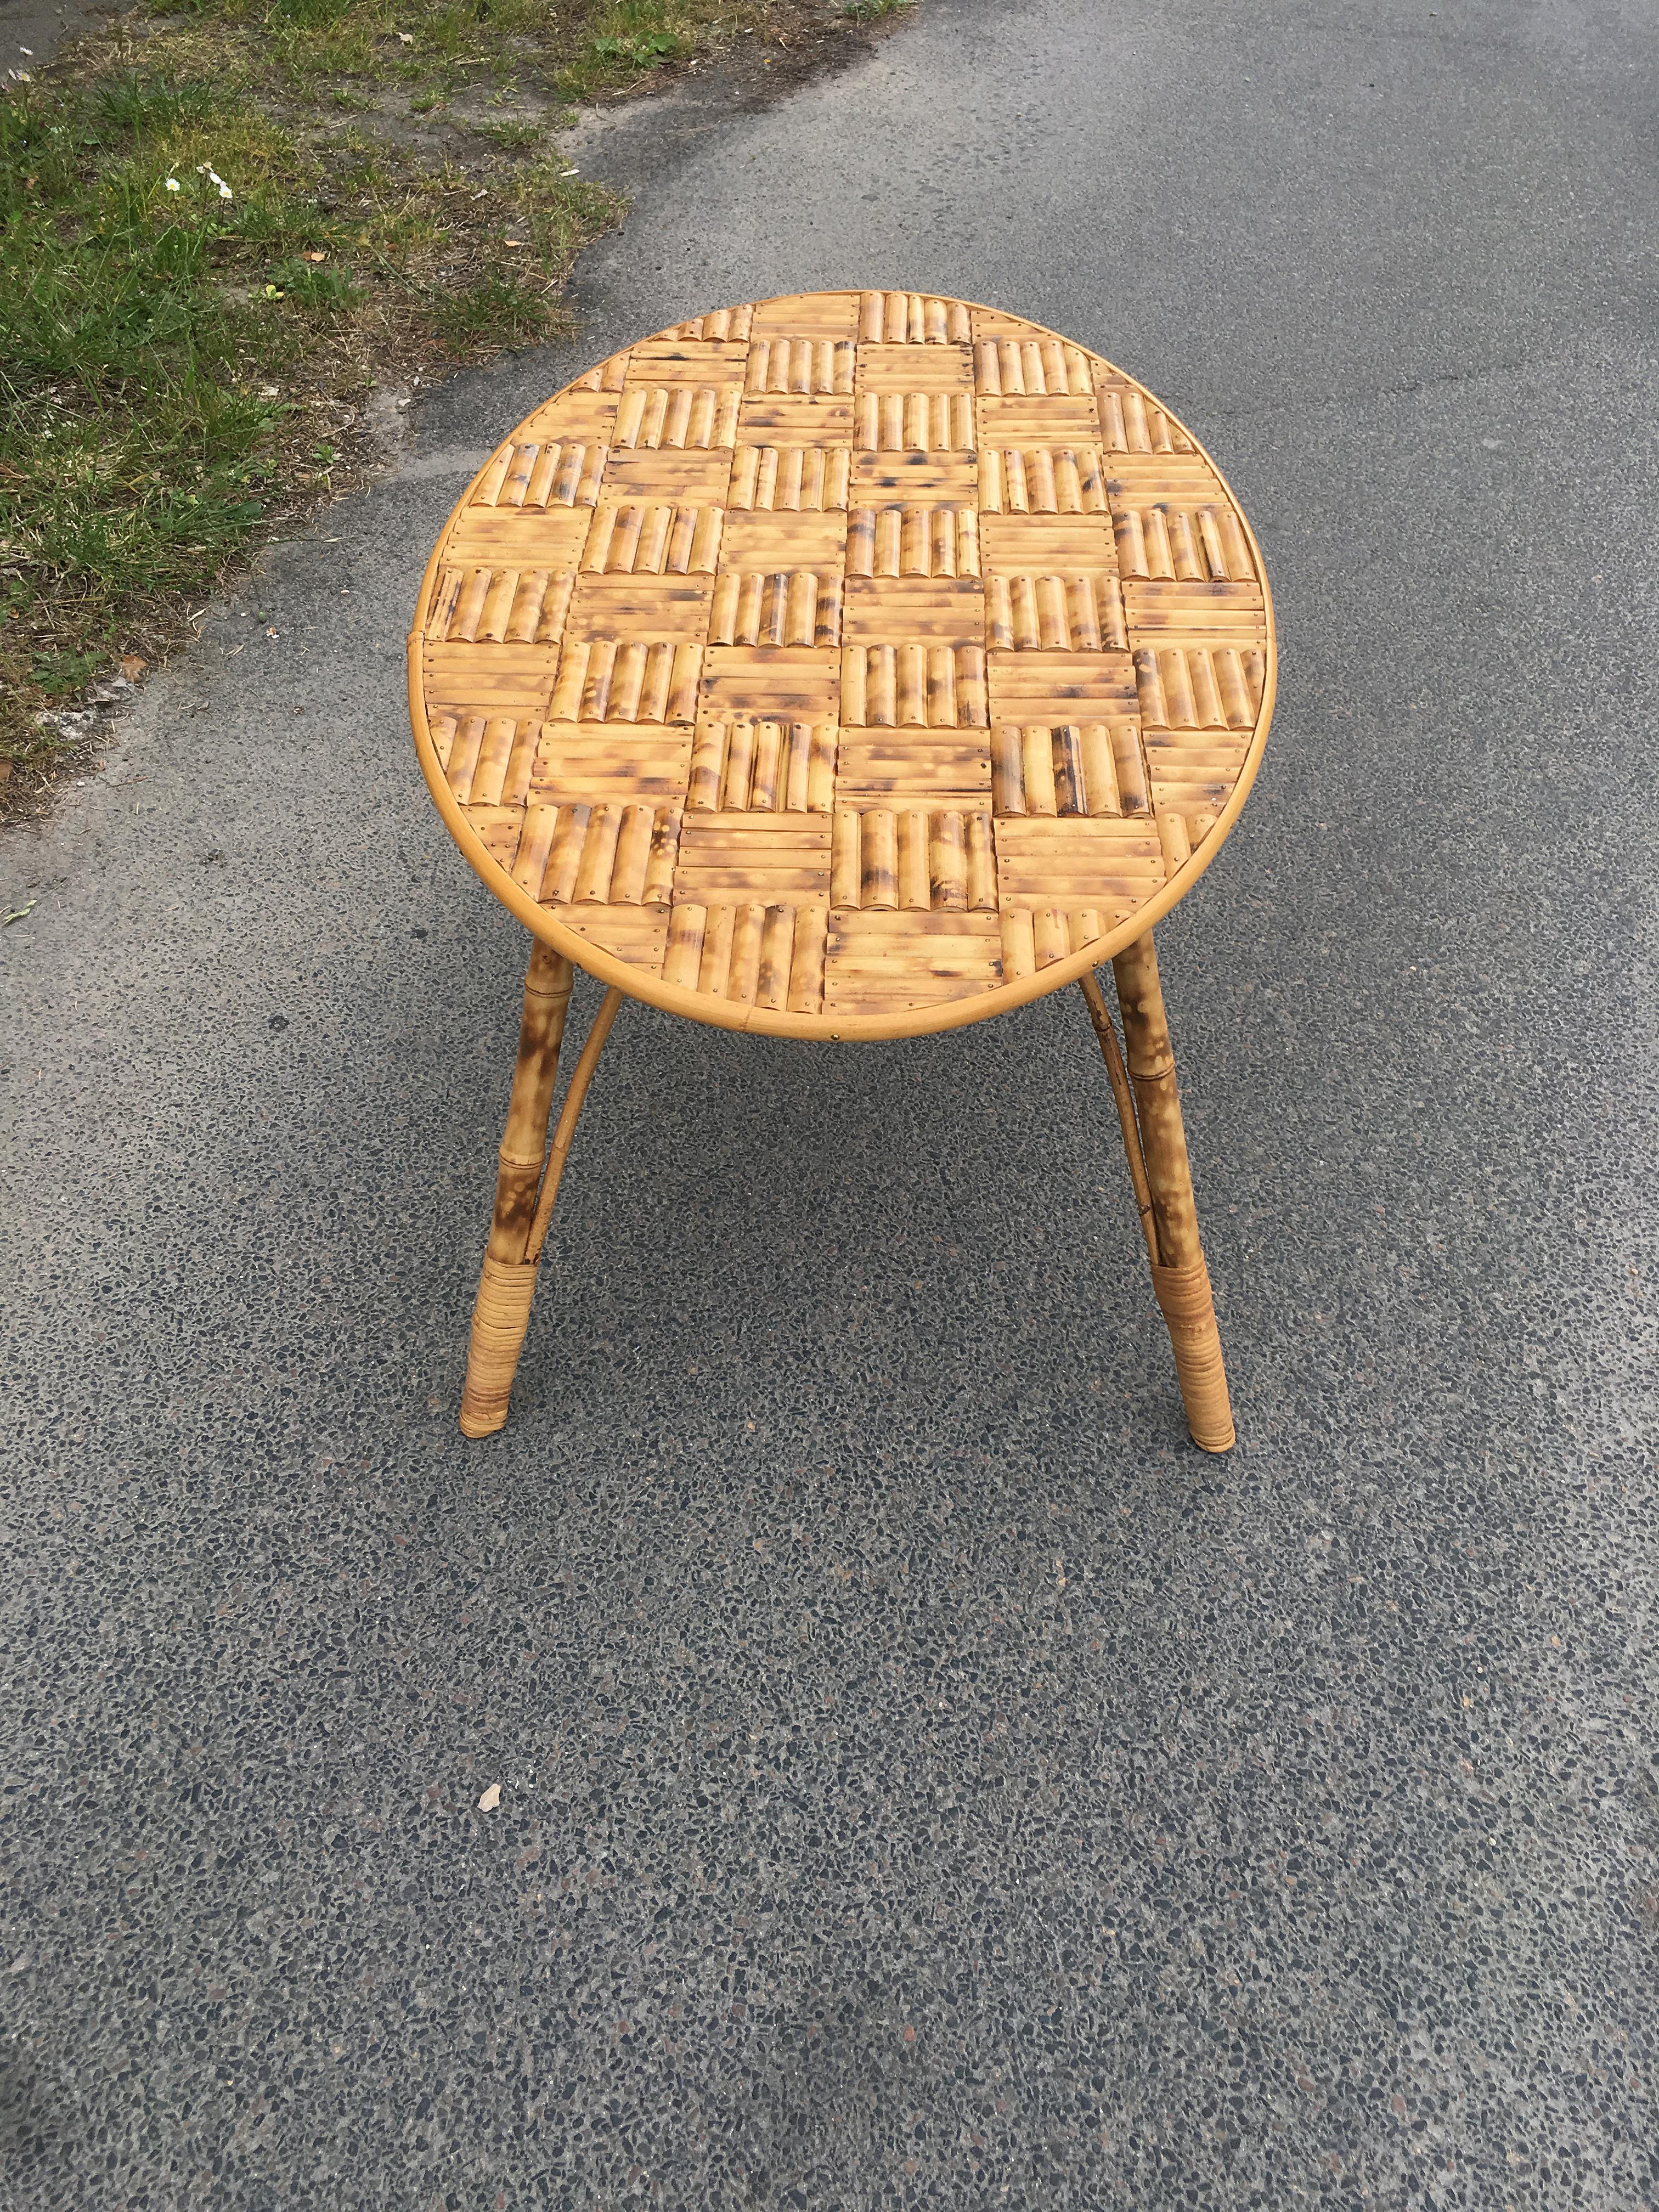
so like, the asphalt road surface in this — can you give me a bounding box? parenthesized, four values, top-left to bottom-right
(3, 1, 1656, 2205)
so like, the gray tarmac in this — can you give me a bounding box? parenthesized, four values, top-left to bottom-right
(3, 0, 1657, 2204)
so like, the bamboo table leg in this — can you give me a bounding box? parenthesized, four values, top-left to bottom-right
(1081, 929, 1235, 1453)
(458, 941, 622, 1438)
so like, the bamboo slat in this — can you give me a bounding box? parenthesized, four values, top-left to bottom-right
(458, 942, 574, 1438)
(1109, 931, 1235, 1451)
(410, 290, 1274, 1041)
(860, 291, 972, 343)
(856, 342, 975, 392)
(1079, 967, 1156, 1267)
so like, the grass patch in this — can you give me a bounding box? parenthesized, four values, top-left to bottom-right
(0, 0, 910, 803)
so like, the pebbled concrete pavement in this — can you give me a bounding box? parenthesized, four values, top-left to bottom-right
(0, 0, 112, 77)
(3, 1, 1657, 2205)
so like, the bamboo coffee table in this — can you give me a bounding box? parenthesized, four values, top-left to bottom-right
(409, 291, 1274, 1448)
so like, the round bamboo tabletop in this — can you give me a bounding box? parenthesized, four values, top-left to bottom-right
(409, 290, 1275, 1040)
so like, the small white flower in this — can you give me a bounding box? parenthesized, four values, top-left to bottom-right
(165, 177, 181, 191)
(218, 183, 232, 199)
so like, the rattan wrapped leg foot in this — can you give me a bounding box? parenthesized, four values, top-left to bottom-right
(460, 1254, 543, 1437)
(1149, 1255, 1233, 1453)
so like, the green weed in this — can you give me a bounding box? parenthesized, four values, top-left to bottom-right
(471, 116, 544, 148)
(590, 31, 682, 65)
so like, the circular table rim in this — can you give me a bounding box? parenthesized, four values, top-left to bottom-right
(407, 290, 1277, 1042)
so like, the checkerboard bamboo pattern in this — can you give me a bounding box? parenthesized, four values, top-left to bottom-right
(410, 292, 1275, 1037)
